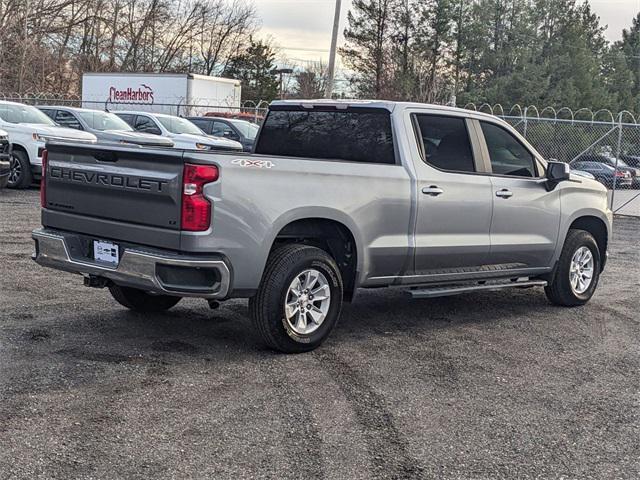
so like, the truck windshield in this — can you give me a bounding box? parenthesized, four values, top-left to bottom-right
(77, 111, 133, 132)
(0, 103, 56, 125)
(157, 116, 204, 135)
(229, 119, 259, 140)
(254, 107, 395, 164)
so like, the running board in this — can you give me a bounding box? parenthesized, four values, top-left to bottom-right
(409, 279, 547, 299)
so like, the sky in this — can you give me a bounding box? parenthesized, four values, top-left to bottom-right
(254, 0, 640, 67)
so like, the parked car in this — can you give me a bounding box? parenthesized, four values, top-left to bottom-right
(570, 169, 595, 180)
(33, 100, 612, 353)
(0, 101, 96, 188)
(200, 111, 265, 124)
(38, 106, 174, 148)
(575, 154, 640, 188)
(187, 116, 259, 152)
(620, 154, 640, 169)
(0, 129, 10, 189)
(113, 111, 243, 152)
(570, 160, 633, 189)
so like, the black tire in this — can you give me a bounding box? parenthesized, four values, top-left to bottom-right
(7, 150, 33, 189)
(545, 229, 601, 307)
(249, 244, 343, 353)
(109, 285, 181, 312)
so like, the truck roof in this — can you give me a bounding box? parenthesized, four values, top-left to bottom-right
(270, 99, 499, 121)
(38, 105, 107, 114)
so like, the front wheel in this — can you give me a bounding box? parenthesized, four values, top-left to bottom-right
(249, 244, 343, 353)
(109, 285, 182, 312)
(545, 229, 601, 307)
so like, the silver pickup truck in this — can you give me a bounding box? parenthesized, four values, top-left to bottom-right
(32, 100, 613, 353)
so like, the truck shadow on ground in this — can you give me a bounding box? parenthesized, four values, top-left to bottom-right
(31, 286, 558, 364)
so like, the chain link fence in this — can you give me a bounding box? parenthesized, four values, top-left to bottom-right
(0, 92, 269, 123)
(1, 93, 639, 215)
(465, 104, 640, 217)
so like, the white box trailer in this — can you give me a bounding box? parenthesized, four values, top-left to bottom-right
(81, 73, 242, 116)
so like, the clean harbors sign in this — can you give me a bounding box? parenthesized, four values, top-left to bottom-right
(81, 73, 241, 115)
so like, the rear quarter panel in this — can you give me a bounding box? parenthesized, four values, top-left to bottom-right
(181, 152, 413, 293)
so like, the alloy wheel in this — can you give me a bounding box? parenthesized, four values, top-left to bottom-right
(8, 155, 21, 186)
(284, 269, 331, 335)
(569, 246, 594, 295)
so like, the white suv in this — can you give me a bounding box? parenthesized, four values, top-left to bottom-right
(0, 101, 96, 188)
(114, 111, 243, 152)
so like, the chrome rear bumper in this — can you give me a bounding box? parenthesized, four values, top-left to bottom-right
(32, 228, 231, 299)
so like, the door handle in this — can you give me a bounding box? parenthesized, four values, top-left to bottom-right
(422, 186, 444, 196)
(495, 189, 513, 198)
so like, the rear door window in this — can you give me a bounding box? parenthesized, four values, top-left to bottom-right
(189, 119, 211, 134)
(40, 109, 56, 120)
(134, 116, 161, 135)
(55, 110, 83, 130)
(116, 113, 135, 127)
(212, 121, 240, 141)
(255, 107, 396, 164)
(413, 114, 476, 173)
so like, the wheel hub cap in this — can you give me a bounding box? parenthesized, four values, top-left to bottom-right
(284, 269, 331, 335)
(8, 155, 21, 184)
(570, 246, 594, 295)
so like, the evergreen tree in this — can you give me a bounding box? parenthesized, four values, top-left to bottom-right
(617, 13, 640, 106)
(602, 48, 635, 111)
(224, 39, 279, 102)
(413, 0, 456, 103)
(340, 0, 639, 113)
(340, 0, 399, 98)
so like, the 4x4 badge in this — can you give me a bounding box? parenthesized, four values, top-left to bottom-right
(232, 159, 275, 169)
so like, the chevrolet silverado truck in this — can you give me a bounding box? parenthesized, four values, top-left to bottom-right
(32, 100, 613, 353)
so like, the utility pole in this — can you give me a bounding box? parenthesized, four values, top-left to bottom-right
(325, 0, 342, 99)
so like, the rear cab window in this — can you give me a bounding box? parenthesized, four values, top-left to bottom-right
(254, 106, 396, 165)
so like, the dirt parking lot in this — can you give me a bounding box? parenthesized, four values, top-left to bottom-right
(1, 188, 639, 479)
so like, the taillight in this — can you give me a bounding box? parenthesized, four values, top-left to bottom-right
(40, 149, 48, 208)
(181, 163, 219, 231)
(615, 170, 625, 177)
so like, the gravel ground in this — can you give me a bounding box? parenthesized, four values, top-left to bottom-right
(1, 189, 639, 480)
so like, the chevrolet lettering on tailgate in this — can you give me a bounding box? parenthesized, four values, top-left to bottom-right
(50, 166, 169, 192)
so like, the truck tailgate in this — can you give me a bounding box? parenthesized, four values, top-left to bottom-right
(43, 142, 185, 249)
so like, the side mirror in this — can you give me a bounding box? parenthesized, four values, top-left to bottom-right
(546, 161, 571, 191)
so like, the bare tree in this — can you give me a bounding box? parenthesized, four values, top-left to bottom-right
(0, 0, 258, 95)
(293, 61, 327, 99)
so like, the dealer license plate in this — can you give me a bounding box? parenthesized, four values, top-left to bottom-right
(93, 240, 119, 266)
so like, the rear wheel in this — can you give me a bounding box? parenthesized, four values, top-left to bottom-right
(545, 229, 601, 307)
(249, 244, 343, 353)
(109, 285, 181, 312)
(7, 150, 32, 189)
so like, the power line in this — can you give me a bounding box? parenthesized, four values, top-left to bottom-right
(279, 46, 330, 53)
